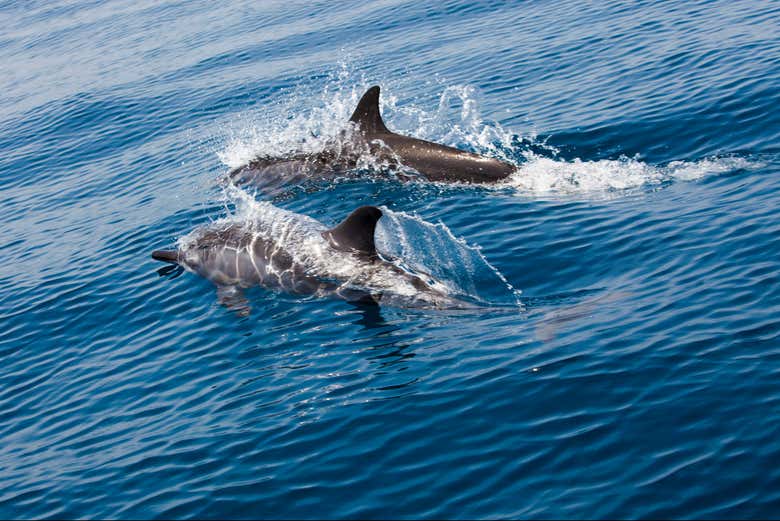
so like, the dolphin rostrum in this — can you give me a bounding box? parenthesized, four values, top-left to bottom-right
(152, 204, 469, 311)
(228, 86, 516, 189)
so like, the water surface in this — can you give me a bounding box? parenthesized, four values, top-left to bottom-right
(1, 0, 779, 518)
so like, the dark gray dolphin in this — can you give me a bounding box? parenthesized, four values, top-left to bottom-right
(228, 86, 516, 189)
(346, 86, 517, 182)
(152, 204, 469, 311)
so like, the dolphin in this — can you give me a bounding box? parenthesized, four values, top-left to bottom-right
(228, 86, 516, 189)
(152, 204, 469, 311)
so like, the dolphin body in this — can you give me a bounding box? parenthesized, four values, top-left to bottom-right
(228, 86, 516, 189)
(152, 204, 468, 311)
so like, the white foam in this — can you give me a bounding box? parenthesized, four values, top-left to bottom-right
(664, 156, 758, 181)
(501, 154, 760, 194)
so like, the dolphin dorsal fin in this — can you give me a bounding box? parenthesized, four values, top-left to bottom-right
(322, 206, 382, 258)
(349, 86, 389, 135)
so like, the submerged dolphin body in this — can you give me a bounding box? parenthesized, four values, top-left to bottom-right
(228, 86, 516, 189)
(152, 205, 469, 311)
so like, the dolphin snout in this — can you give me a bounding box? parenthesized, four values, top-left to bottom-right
(152, 250, 179, 263)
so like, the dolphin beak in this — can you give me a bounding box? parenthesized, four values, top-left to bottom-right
(152, 250, 179, 263)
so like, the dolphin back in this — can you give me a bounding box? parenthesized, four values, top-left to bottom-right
(350, 86, 516, 183)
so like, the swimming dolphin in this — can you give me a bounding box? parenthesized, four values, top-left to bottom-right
(152, 204, 468, 311)
(228, 86, 516, 189)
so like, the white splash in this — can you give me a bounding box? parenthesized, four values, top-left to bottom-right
(375, 207, 522, 306)
(216, 71, 371, 169)
(214, 63, 760, 197)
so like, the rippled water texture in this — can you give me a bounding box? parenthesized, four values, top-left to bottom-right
(2, 0, 779, 518)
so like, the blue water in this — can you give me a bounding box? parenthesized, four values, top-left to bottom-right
(2, 0, 779, 518)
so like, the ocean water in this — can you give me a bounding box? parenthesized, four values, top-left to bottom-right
(1, 0, 779, 518)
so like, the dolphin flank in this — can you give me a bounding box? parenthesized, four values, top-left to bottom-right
(228, 86, 517, 188)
